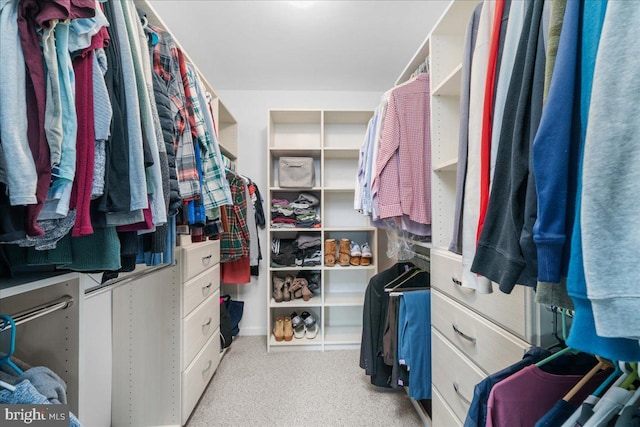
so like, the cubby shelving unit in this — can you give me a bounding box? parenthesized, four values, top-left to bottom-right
(267, 109, 378, 352)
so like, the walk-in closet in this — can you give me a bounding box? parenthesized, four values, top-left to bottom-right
(1, 0, 639, 426)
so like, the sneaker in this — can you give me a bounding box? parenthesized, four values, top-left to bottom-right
(350, 241, 361, 266)
(361, 242, 372, 266)
(300, 311, 319, 339)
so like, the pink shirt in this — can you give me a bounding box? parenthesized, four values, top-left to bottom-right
(373, 73, 431, 225)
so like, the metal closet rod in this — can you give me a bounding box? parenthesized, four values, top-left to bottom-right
(1, 295, 74, 330)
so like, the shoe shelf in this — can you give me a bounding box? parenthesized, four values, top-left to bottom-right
(323, 325, 362, 345)
(270, 298, 322, 308)
(324, 292, 365, 306)
(267, 109, 378, 352)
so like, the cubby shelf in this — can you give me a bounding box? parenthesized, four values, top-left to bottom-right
(267, 109, 378, 351)
(433, 157, 458, 172)
(432, 63, 463, 97)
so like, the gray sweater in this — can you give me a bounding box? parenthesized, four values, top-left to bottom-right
(581, 0, 640, 339)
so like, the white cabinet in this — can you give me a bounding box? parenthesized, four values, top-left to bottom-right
(267, 110, 378, 351)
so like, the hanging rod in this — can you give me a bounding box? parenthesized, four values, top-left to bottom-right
(389, 287, 431, 296)
(409, 251, 430, 263)
(0, 295, 74, 330)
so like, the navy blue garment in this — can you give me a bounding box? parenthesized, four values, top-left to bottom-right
(535, 399, 577, 427)
(464, 347, 550, 427)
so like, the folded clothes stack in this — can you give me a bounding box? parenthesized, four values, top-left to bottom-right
(270, 192, 321, 228)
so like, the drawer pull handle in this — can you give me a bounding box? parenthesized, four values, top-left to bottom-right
(202, 254, 212, 266)
(202, 317, 212, 333)
(452, 324, 476, 345)
(451, 277, 462, 286)
(453, 382, 471, 405)
(202, 360, 213, 377)
(202, 283, 212, 296)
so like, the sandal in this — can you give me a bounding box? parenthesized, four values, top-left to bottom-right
(301, 311, 319, 339)
(324, 239, 337, 267)
(350, 241, 361, 266)
(338, 239, 351, 267)
(290, 312, 305, 339)
(360, 242, 372, 266)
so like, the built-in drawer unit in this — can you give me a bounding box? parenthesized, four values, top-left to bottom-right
(183, 291, 220, 368)
(183, 264, 220, 316)
(181, 332, 220, 425)
(432, 328, 486, 422)
(182, 240, 220, 282)
(431, 290, 530, 375)
(432, 386, 463, 427)
(430, 249, 530, 338)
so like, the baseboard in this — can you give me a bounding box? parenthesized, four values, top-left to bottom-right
(237, 326, 266, 336)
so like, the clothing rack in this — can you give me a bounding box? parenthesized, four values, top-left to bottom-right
(389, 287, 430, 296)
(0, 295, 74, 330)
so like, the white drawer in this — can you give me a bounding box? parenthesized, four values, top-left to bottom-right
(431, 290, 530, 375)
(430, 248, 527, 337)
(181, 331, 220, 425)
(432, 328, 485, 422)
(432, 386, 463, 427)
(183, 291, 220, 369)
(182, 240, 220, 282)
(183, 264, 220, 317)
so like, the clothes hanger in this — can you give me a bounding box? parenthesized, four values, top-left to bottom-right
(386, 268, 429, 293)
(620, 362, 638, 390)
(536, 309, 578, 367)
(593, 363, 623, 397)
(0, 380, 15, 392)
(383, 266, 421, 292)
(0, 315, 24, 376)
(563, 358, 611, 403)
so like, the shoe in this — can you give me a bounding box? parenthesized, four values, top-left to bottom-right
(283, 275, 294, 301)
(290, 278, 305, 299)
(350, 241, 361, 266)
(324, 239, 337, 267)
(272, 276, 284, 303)
(303, 249, 322, 266)
(283, 317, 294, 341)
(273, 317, 284, 341)
(290, 312, 305, 339)
(300, 311, 319, 339)
(338, 239, 351, 267)
(360, 242, 372, 266)
(299, 278, 313, 301)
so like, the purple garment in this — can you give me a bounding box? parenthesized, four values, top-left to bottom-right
(486, 364, 611, 427)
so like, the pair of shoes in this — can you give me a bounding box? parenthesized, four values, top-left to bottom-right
(289, 278, 314, 301)
(350, 241, 373, 266)
(290, 311, 319, 339)
(338, 238, 351, 267)
(272, 316, 294, 342)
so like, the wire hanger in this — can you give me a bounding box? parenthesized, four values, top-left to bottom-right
(0, 315, 24, 376)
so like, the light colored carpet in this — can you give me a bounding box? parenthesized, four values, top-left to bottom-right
(187, 336, 423, 427)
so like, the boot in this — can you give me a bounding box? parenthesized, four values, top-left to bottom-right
(273, 317, 284, 342)
(272, 276, 284, 302)
(290, 278, 304, 299)
(300, 279, 313, 302)
(338, 239, 351, 267)
(324, 239, 337, 267)
(283, 317, 294, 341)
(283, 275, 294, 301)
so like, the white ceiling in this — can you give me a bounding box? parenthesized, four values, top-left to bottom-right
(147, 1, 449, 92)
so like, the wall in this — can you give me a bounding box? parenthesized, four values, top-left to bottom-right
(217, 89, 383, 336)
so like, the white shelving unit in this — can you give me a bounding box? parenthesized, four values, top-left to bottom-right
(267, 109, 378, 352)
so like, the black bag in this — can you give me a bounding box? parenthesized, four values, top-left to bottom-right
(221, 294, 244, 336)
(220, 298, 234, 349)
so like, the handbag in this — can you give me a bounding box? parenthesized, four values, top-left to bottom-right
(278, 157, 315, 188)
(221, 295, 244, 336)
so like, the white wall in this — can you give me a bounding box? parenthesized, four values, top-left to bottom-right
(217, 89, 383, 336)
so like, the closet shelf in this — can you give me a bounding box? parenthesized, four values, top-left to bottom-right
(433, 63, 463, 97)
(324, 292, 365, 306)
(433, 157, 458, 172)
(270, 266, 323, 272)
(269, 186, 322, 192)
(324, 226, 376, 232)
(269, 335, 322, 347)
(323, 325, 361, 344)
(269, 228, 322, 233)
(323, 187, 355, 193)
(323, 148, 360, 159)
(324, 265, 376, 271)
(269, 148, 322, 158)
(0, 272, 80, 299)
(270, 298, 322, 308)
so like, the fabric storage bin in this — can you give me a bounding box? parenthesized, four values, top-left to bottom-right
(278, 157, 315, 188)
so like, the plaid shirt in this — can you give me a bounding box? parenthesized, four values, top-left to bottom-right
(220, 172, 250, 261)
(151, 27, 200, 200)
(181, 60, 231, 211)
